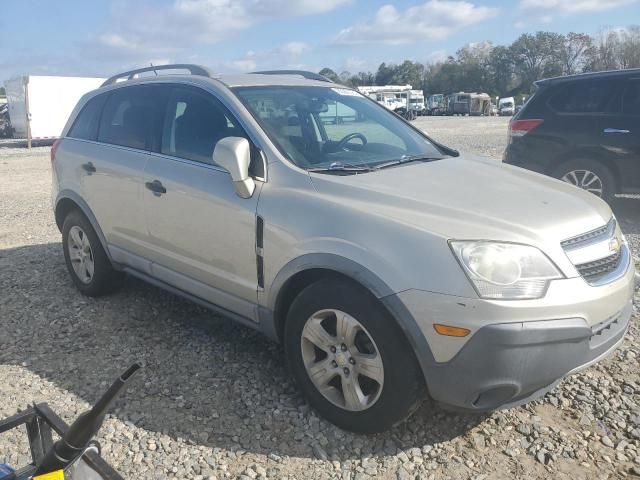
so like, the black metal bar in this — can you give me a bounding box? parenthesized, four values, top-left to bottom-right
(25, 416, 46, 465)
(33, 403, 69, 436)
(0, 409, 36, 433)
(1, 403, 124, 480)
(101, 64, 213, 87)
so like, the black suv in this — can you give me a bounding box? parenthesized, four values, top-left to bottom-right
(503, 69, 640, 201)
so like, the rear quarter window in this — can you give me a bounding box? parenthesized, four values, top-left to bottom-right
(67, 94, 107, 141)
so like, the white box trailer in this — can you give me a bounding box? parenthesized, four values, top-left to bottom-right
(4, 75, 105, 147)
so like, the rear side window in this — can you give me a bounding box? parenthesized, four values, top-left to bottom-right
(623, 81, 640, 115)
(161, 87, 246, 166)
(98, 86, 168, 151)
(549, 80, 619, 114)
(68, 94, 107, 141)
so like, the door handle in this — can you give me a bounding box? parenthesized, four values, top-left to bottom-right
(603, 128, 630, 134)
(81, 162, 96, 174)
(145, 180, 167, 196)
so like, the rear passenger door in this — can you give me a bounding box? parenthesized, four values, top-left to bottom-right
(83, 85, 168, 257)
(142, 85, 262, 320)
(547, 79, 616, 155)
(598, 78, 640, 192)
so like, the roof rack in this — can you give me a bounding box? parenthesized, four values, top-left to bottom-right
(101, 64, 213, 87)
(251, 70, 333, 83)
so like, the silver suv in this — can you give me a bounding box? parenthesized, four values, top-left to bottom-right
(52, 65, 637, 433)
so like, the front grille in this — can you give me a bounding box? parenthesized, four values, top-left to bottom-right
(561, 220, 612, 249)
(575, 251, 622, 282)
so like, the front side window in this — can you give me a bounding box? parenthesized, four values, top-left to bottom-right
(233, 86, 442, 171)
(98, 86, 168, 150)
(162, 87, 245, 166)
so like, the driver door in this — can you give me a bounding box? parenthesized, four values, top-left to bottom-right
(142, 85, 261, 320)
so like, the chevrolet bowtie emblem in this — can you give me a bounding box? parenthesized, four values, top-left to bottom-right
(609, 236, 621, 254)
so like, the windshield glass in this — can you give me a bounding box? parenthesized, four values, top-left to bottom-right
(233, 86, 443, 171)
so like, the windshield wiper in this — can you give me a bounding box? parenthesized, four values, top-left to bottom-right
(374, 155, 443, 170)
(308, 162, 376, 174)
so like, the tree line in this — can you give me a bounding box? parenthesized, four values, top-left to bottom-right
(319, 27, 640, 99)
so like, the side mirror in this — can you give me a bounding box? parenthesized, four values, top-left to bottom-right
(212, 137, 255, 198)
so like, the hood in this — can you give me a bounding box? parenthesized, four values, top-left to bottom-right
(309, 155, 612, 247)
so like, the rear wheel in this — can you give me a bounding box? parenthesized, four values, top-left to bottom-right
(62, 210, 123, 296)
(553, 159, 615, 202)
(284, 278, 425, 433)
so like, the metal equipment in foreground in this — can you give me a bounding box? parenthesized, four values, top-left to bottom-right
(0, 364, 140, 480)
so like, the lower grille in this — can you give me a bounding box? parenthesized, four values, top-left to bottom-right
(575, 251, 622, 282)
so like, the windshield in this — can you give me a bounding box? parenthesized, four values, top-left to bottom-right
(233, 86, 443, 171)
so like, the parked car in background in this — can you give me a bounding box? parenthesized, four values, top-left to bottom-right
(52, 65, 635, 433)
(503, 68, 640, 201)
(498, 97, 515, 116)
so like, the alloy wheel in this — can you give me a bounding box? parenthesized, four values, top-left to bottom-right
(300, 309, 384, 411)
(67, 225, 95, 284)
(561, 169, 604, 197)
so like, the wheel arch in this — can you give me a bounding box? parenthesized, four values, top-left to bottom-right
(547, 148, 621, 192)
(54, 190, 114, 263)
(263, 254, 436, 381)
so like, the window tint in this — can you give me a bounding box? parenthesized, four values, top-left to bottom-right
(162, 87, 246, 165)
(623, 81, 640, 115)
(98, 86, 168, 151)
(549, 80, 619, 114)
(68, 94, 107, 141)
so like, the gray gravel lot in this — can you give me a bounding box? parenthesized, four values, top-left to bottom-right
(0, 118, 639, 479)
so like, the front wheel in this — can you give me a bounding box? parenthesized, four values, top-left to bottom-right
(284, 278, 425, 433)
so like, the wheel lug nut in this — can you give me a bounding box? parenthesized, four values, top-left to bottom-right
(341, 344, 347, 351)
(349, 358, 355, 365)
(331, 361, 338, 368)
(343, 367, 349, 375)
(330, 346, 336, 353)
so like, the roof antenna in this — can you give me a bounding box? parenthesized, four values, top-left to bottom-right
(150, 63, 158, 76)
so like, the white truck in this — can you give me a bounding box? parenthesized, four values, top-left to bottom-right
(407, 90, 425, 116)
(357, 85, 412, 112)
(498, 96, 515, 116)
(4, 75, 105, 147)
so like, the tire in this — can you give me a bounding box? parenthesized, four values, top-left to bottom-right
(62, 210, 123, 296)
(284, 278, 425, 433)
(552, 158, 616, 203)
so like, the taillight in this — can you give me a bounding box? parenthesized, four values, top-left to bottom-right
(51, 138, 62, 163)
(509, 119, 543, 138)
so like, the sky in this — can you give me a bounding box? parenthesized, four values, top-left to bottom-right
(1, 0, 639, 80)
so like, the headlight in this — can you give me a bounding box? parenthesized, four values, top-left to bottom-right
(450, 241, 563, 300)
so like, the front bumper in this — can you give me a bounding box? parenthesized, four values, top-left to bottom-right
(425, 300, 632, 410)
(387, 258, 636, 411)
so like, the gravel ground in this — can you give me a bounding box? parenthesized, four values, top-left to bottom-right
(0, 118, 638, 479)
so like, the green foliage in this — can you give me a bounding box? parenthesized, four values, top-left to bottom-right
(0, 87, 5, 97)
(318, 25, 639, 98)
